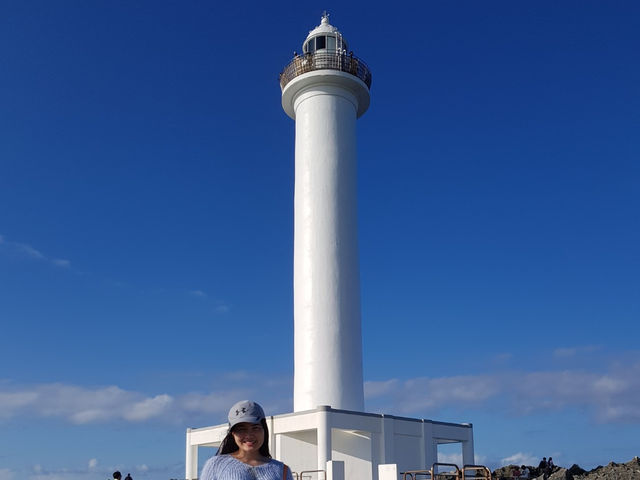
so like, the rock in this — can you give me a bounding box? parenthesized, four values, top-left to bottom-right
(492, 465, 516, 479)
(568, 465, 586, 476)
(576, 457, 640, 480)
(494, 459, 640, 480)
(548, 468, 573, 480)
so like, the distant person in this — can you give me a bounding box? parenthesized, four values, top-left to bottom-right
(124, 474, 132, 480)
(520, 465, 529, 479)
(112, 472, 122, 480)
(538, 457, 547, 470)
(200, 400, 293, 480)
(546, 457, 554, 476)
(512, 465, 521, 479)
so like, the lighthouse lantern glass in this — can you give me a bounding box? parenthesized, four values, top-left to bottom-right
(303, 34, 347, 54)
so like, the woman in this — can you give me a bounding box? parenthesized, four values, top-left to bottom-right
(200, 400, 293, 480)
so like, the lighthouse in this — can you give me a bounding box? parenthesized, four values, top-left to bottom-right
(186, 16, 476, 480)
(280, 13, 371, 413)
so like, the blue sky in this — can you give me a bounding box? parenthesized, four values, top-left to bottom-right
(1, 1, 639, 479)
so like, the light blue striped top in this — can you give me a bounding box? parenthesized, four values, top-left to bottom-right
(200, 454, 293, 480)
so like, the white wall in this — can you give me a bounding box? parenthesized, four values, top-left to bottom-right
(332, 430, 372, 480)
(278, 431, 319, 473)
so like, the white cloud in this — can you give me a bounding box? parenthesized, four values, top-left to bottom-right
(365, 357, 640, 424)
(0, 391, 39, 418)
(3, 356, 639, 427)
(0, 383, 169, 424)
(0, 236, 71, 269)
(16, 461, 175, 480)
(364, 379, 398, 397)
(0, 468, 15, 480)
(188, 292, 231, 314)
(436, 452, 488, 468)
(501, 452, 538, 466)
(179, 390, 248, 415)
(14, 463, 122, 480)
(553, 347, 578, 357)
(28, 471, 102, 480)
(69, 408, 110, 424)
(15, 242, 45, 259)
(28, 475, 78, 480)
(365, 374, 500, 414)
(214, 303, 230, 313)
(51, 258, 71, 268)
(507, 364, 640, 423)
(438, 452, 463, 466)
(493, 353, 513, 362)
(0, 378, 276, 425)
(123, 394, 173, 421)
(553, 345, 600, 358)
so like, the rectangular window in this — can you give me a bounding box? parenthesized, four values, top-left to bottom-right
(316, 36, 326, 50)
(327, 36, 336, 51)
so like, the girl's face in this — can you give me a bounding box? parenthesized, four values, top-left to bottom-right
(232, 422, 264, 454)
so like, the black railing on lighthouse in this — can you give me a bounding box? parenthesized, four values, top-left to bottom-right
(279, 50, 372, 90)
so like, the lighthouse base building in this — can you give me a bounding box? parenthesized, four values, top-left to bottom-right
(185, 16, 475, 480)
(186, 406, 474, 480)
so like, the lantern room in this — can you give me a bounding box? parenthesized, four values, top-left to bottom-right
(302, 13, 348, 54)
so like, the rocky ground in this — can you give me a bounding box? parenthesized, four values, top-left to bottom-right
(491, 457, 640, 480)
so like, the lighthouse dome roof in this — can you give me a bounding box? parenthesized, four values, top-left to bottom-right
(302, 14, 349, 54)
(306, 14, 340, 38)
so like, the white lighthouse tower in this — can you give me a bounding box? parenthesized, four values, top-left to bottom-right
(185, 16, 476, 480)
(280, 13, 371, 413)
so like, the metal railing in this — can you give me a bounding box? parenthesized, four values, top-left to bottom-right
(402, 463, 492, 480)
(402, 470, 434, 480)
(279, 50, 372, 90)
(298, 469, 326, 480)
(462, 465, 492, 480)
(433, 463, 462, 480)
(403, 463, 461, 480)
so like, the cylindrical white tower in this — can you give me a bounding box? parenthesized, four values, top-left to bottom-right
(280, 15, 371, 412)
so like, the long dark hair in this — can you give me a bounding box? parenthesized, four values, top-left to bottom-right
(217, 418, 271, 458)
